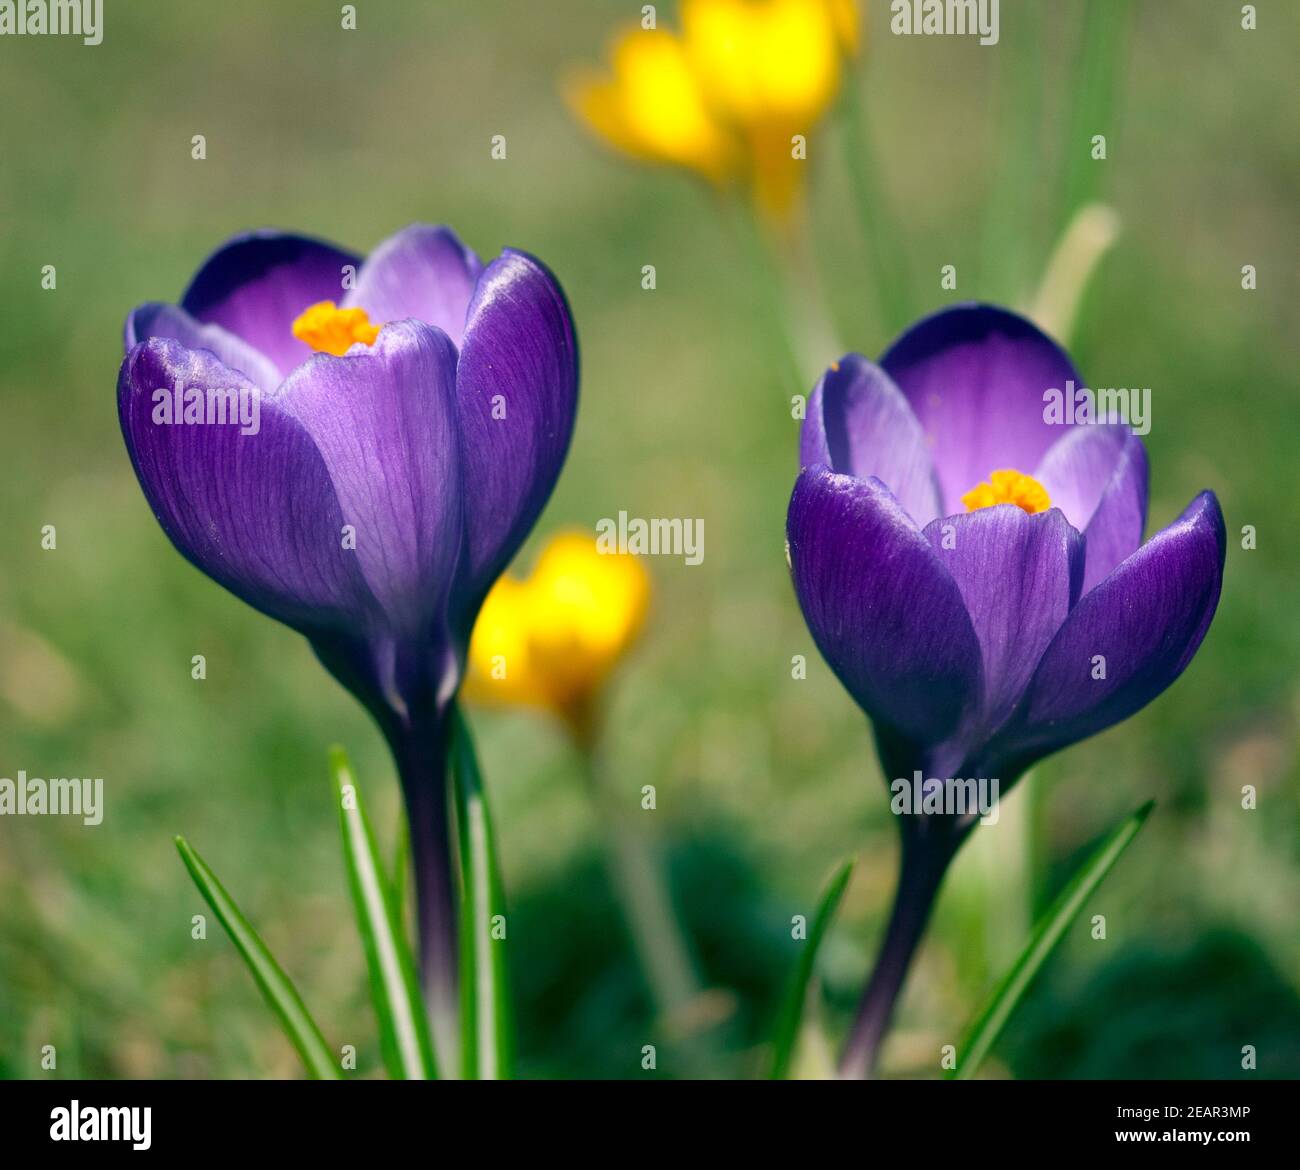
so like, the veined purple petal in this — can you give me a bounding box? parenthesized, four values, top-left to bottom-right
(787, 468, 983, 750)
(923, 505, 1083, 738)
(125, 302, 282, 394)
(985, 491, 1225, 775)
(801, 355, 943, 528)
(180, 231, 360, 379)
(118, 338, 375, 633)
(880, 305, 1082, 514)
(276, 321, 464, 641)
(342, 224, 483, 348)
(1035, 426, 1149, 595)
(453, 249, 578, 616)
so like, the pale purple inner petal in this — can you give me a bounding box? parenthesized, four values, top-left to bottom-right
(924, 505, 1083, 741)
(801, 355, 943, 528)
(881, 305, 1083, 513)
(1035, 427, 1149, 595)
(181, 231, 360, 379)
(342, 224, 483, 348)
(275, 321, 465, 640)
(125, 303, 282, 394)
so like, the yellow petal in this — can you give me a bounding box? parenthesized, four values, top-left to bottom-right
(462, 577, 550, 710)
(463, 530, 652, 728)
(682, 0, 844, 126)
(748, 124, 809, 220)
(824, 0, 862, 58)
(563, 27, 736, 183)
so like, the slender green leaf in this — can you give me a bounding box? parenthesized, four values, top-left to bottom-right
(770, 857, 855, 1079)
(838, 73, 912, 339)
(391, 808, 411, 928)
(729, 203, 808, 396)
(980, 0, 1043, 305)
(450, 704, 511, 1080)
(330, 746, 437, 1080)
(1061, 0, 1131, 222)
(949, 801, 1154, 1080)
(174, 835, 339, 1079)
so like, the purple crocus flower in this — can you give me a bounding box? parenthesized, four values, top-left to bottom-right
(118, 224, 578, 1065)
(786, 304, 1224, 1078)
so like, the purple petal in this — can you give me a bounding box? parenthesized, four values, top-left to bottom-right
(923, 505, 1083, 737)
(342, 224, 483, 348)
(985, 492, 1225, 775)
(787, 468, 983, 751)
(180, 231, 360, 379)
(118, 338, 375, 633)
(801, 355, 943, 528)
(453, 249, 579, 614)
(880, 305, 1083, 514)
(1035, 426, 1149, 595)
(125, 302, 282, 393)
(276, 321, 464, 641)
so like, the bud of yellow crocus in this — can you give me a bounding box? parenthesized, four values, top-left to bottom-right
(565, 1, 859, 223)
(463, 531, 652, 741)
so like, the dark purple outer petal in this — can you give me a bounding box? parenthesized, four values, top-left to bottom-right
(880, 304, 1083, 514)
(983, 491, 1226, 775)
(275, 321, 464, 642)
(125, 302, 282, 393)
(1035, 426, 1149, 595)
(801, 354, 943, 528)
(180, 231, 361, 380)
(342, 224, 483, 348)
(452, 248, 579, 620)
(923, 505, 1083, 741)
(118, 338, 377, 634)
(787, 468, 983, 751)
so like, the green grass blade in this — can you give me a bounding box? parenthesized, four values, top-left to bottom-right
(1061, 0, 1131, 222)
(391, 809, 411, 928)
(838, 73, 912, 340)
(949, 801, 1154, 1080)
(450, 704, 511, 1080)
(174, 835, 339, 1080)
(769, 857, 855, 1079)
(330, 746, 437, 1081)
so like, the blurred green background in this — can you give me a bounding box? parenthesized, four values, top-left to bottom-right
(1, 0, 1297, 1079)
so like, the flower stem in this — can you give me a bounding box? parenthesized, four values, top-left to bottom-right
(838, 824, 961, 1079)
(571, 710, 702, 1026)
(391, 702, 460, 1077)
(308, 633, 463, 1074)
(729, 202, 817, 395)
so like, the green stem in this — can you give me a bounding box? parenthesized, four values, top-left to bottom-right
(839, 822, 963, 1079)
(729, 203, 813, 395)
(772, 213, 842, 376)
(573, 718, 702, 1026)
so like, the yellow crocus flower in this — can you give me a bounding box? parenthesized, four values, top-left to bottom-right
(565, 0, 859, 221)
(564, 26, 738, 183)
(682, 0, 844, 128)
(463, 531, 652, 738)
